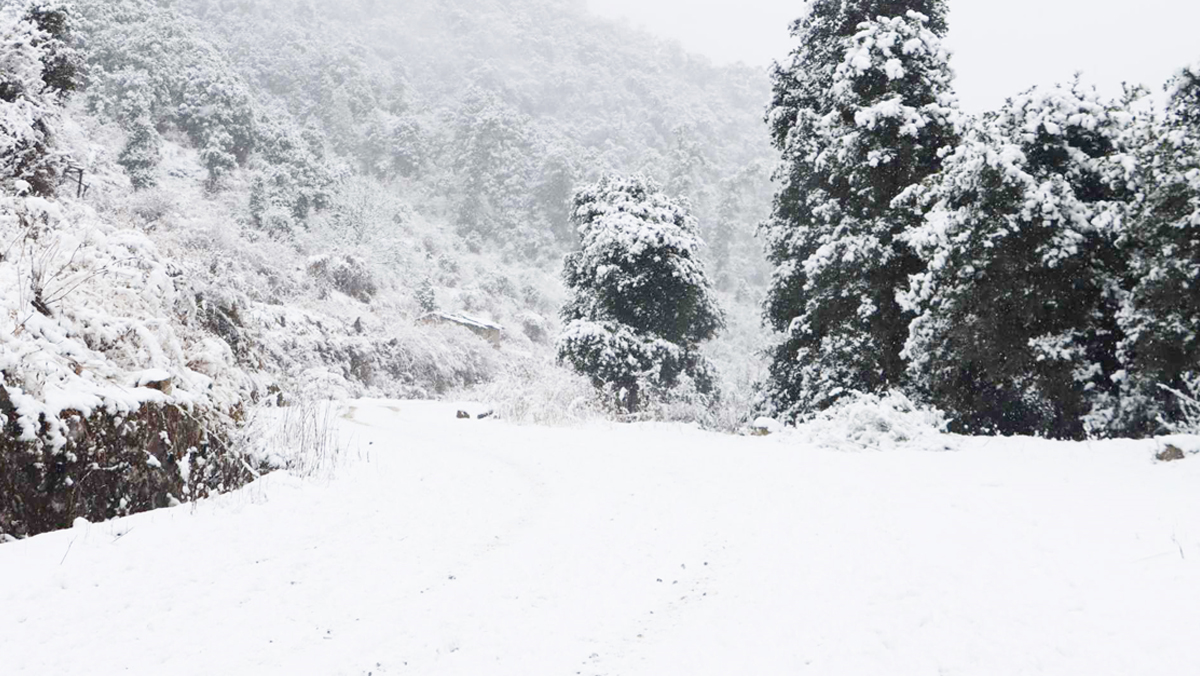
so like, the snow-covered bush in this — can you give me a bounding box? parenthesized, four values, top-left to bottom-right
(128, 185, 177, 225)
(630, 371, 727, 428)
(0, 196, 260, 538)
(307, 254, 377, 303)
(557, 174, 724, 412)
(899, 80, 1133, 439)
(455, 357, 605, 426)
(760, 2, 959, 422)
(792, 390, 950, 451)
(244, 302, 502, 400)
(518, 311, 549, 344)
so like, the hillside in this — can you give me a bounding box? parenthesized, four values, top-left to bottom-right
(1, 0, 777, 537)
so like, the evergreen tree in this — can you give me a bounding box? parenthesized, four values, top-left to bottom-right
(416, 276, 437, 313)
(388, 114, 426, 178)
(451, 88, 536, 240)
(557, 174, 724, 412)
(1113, 63, 1200, 433)
(535, 144, 580, 244)
(23, 1, 78, 97)
(0, 1, 79, 196)
(761, 1, 959, 422)
(899, 80, 1134, 438)
(117, 116, 162, 190)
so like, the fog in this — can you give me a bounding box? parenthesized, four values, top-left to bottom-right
(587, 0, 1200, 112)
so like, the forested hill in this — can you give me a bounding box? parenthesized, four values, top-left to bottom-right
(206, 0, 773, 173)
(81, 0, 774, 274)
(1, 0, 777, 537)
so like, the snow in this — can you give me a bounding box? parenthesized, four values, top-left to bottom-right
(750, 415, 782, 434)
(2, 399, 1199, 675)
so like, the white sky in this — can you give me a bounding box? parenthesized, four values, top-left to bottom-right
(585, 0, 1200, 113)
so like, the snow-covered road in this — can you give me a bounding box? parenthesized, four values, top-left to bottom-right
(2, 400, 1199, 675)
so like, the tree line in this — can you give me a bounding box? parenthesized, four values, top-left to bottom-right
(5, 0, 1196, 439)
(562, 0, 1199, 439)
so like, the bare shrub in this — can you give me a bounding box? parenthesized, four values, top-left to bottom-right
(129, 187, 177, 224)
(239, 399, 356, 481)
(635, 371, 759, 433)
(455, 359, 605, 426)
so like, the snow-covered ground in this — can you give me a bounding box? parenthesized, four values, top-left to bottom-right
(2, 400, 1199, 675)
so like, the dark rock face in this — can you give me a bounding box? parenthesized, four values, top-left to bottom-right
(0, 402, 252, 539)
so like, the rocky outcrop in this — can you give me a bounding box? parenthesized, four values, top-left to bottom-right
(0, 400, 251, 538)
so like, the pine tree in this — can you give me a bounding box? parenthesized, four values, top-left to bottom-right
(1113, 64, 1200, 433)
(416, 277, 437, 314)
(761, 1, 959, 422)
(451, 88, 536, 240)
(557, 174, 724, 412)
(899, 80, 1134, 438)
(118, 117, 162, 190)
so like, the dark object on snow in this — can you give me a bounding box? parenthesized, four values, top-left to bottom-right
(456, 410, 470, 419)
(1156, 444, 1186, 462)
(134, 371, 174, 395)
(61, 165, 88, 198)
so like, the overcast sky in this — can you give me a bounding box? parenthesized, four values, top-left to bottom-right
(585, 0, 1200, 113)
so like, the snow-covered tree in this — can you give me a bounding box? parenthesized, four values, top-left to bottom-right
(388, 114, 427, 178)
(451, 88, 537, 239)
(760, 1, 960, 422)
(1113, 63, 1200, 433)
(416, 276, 437, 313)
(79, 1, 258, 192)
(117, 117, 162, 190)
(557, 174, 724, 412)
(899, 80, 1134, 438)
(1, 0, 79, 196)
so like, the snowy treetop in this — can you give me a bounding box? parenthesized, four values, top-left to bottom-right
(832, 11, 958, 142)
(571, 174, 706, 266)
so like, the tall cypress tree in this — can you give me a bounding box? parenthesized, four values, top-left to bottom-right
(761, 1, 959, 421)
(899, 80, 1134, 439)
(1113, 64, 1200, 433)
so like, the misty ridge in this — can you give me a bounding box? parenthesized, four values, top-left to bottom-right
(2, 0, 1200, 536)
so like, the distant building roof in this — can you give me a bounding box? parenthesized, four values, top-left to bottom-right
(419, 312, 504, 344)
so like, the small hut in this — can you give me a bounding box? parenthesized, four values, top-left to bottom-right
(419, 312, 503, 346)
